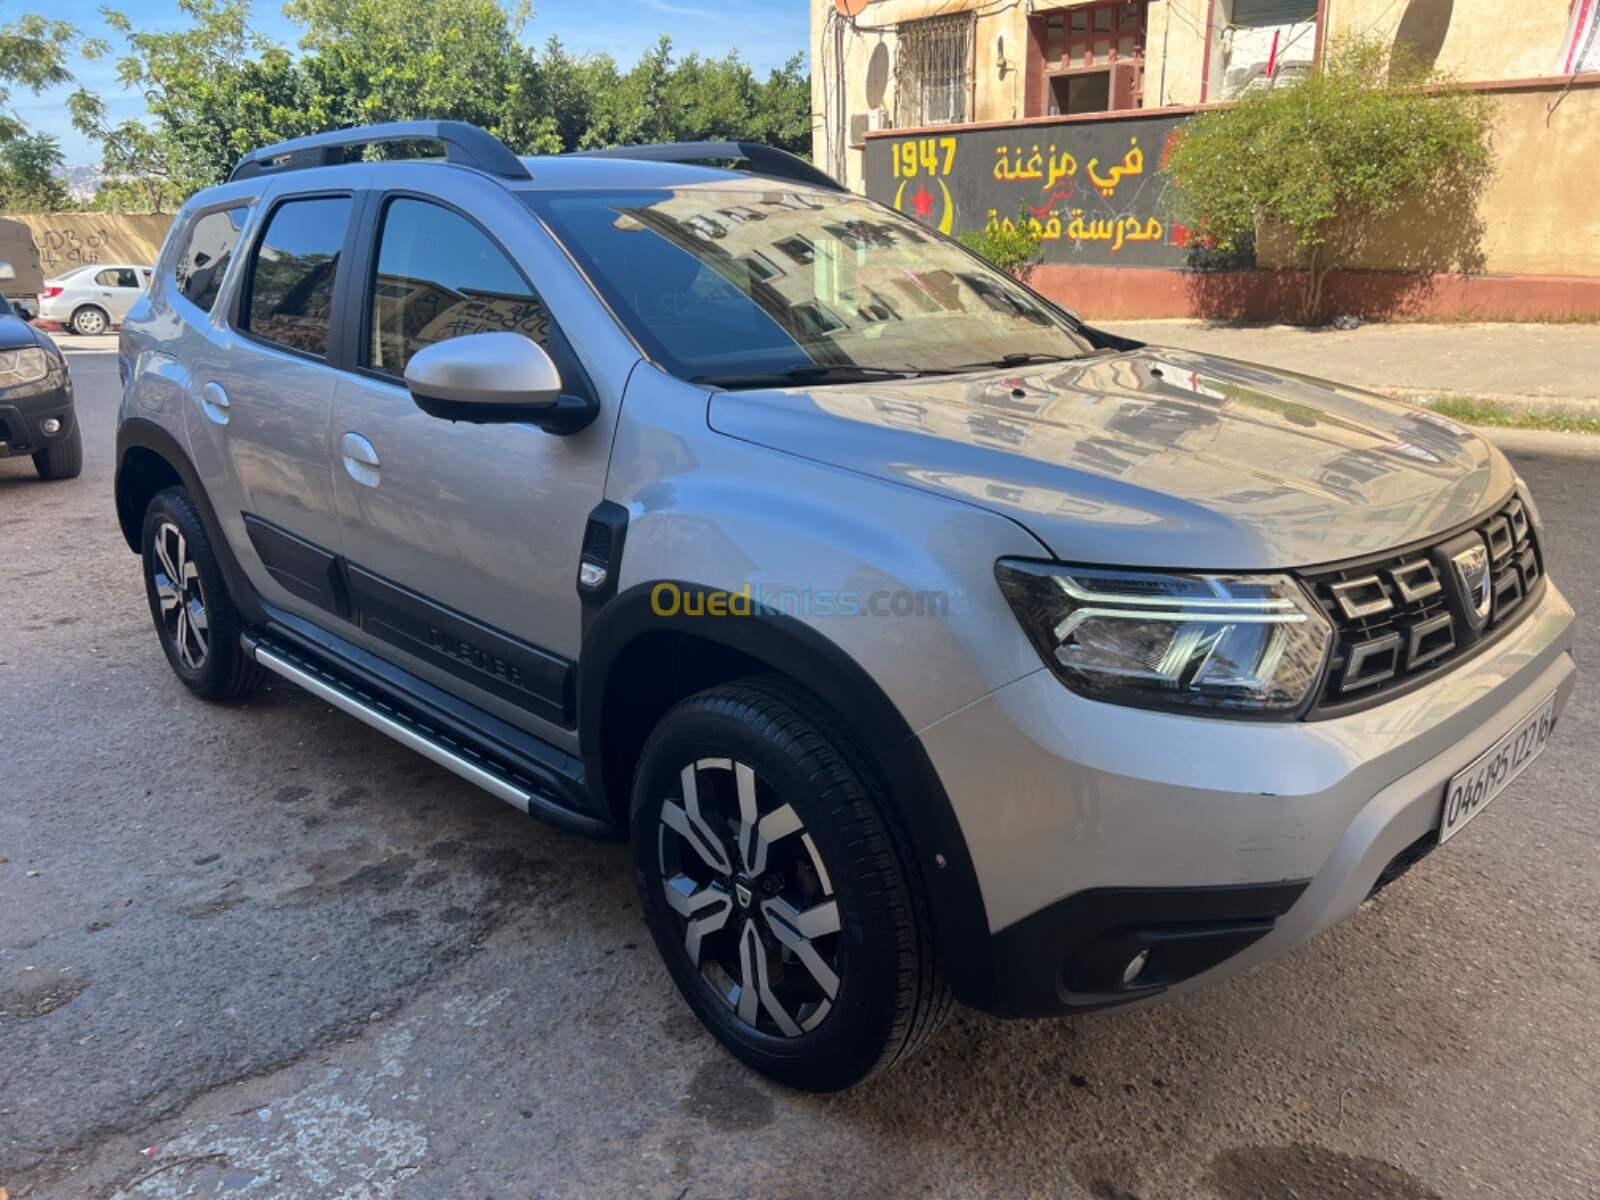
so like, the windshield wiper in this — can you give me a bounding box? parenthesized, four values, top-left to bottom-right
(691, 363, 936, 388)
(941, 352, 1080, 372)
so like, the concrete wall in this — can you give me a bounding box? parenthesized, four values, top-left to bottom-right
(814, 0, 1032, 191)
(1256, 82, 1600, 280)
(1327, 0, 1575, 83)
(13, 213, 176, 278)
(1147, 0, 1212, 107)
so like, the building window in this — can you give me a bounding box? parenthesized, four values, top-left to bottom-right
(1027, 2, 1149, 117)
(1217, 0, 1319, 97)
(895, 13, 976, 128)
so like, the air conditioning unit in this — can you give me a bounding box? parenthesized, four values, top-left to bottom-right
(850, 107, 890, 149)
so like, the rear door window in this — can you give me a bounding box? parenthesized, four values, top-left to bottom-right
(95, 268, 139, 288)
(240, 195, 353, 358)
(175, 207, 249, 313)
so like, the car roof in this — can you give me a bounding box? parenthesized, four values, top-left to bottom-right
(512, 154, 824, 194)
(55, 263, 149, 276)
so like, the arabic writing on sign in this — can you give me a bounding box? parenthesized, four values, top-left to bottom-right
(984, 208, 1165, 255)
(993, 137, 1145, 199)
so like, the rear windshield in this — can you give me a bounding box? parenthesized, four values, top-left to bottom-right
(524, 187, 1092, 385)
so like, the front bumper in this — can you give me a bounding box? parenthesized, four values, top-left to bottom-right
(0, 374, 75, 459)
(920, 582, 1577, 1017)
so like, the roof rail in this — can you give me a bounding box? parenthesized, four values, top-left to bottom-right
(567, 142, 845, 192)
(229, 120, 532, 183)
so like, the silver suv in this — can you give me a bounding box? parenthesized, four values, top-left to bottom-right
(114, 122, 1576, 1092)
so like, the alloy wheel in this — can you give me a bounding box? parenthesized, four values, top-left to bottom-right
(151, 521, 209, 669)
(657, 756, 842, 1037)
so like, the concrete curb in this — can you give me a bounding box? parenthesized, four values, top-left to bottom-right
(1386, 388, 1600, 422)
(1471, 425, 1600, 457)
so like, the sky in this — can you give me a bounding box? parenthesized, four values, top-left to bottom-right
(14, 0, 812, 164)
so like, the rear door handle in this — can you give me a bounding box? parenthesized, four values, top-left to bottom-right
(341, 432, 380, 487)
(201, 382, 230, 425)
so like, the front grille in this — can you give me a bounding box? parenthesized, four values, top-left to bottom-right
(1303, 496, 1543, 712)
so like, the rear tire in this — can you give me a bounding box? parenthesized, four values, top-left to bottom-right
(70, 305, 109, 336)
(631, 677, 950, 1092)
(32, 422, 82, 480)
(140, 486, 265, 700)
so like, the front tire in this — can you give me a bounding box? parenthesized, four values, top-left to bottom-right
(32, 422, 82, 480)
(70, 305, 109, 336)
(631, 678, 950, 1092)
(140, 486, 264, 700)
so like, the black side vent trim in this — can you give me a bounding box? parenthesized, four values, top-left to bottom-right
(578, 501, 629, 616)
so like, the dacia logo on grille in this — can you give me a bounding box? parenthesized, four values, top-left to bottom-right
(1450, 537, 1493, 627)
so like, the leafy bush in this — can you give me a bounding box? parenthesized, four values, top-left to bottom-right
(1165, 39, 1494, 324)
(958, 208, 1044, 280)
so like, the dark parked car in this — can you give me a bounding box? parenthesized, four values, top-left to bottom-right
(0, 261, 80, 481)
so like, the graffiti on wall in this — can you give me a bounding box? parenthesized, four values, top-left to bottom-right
(33, 225, 115, 271)
(864, 112, 1194, 268)
(18, 213, 176, 275)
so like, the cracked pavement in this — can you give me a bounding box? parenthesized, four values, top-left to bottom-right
(2, 341, 1597, 1199)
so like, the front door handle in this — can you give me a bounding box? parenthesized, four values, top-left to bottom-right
(201, 382, 230, 425)
(341, 432, 380, 487)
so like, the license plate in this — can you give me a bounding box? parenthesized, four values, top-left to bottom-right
(1440, 692, 1558, 843)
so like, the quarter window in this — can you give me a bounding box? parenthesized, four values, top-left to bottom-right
(367, 197, 549, 376)
(241, 196, 353, 358)
(174, 206, 249, 313)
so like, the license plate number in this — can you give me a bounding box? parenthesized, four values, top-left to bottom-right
(1440, 693, 1558, 844)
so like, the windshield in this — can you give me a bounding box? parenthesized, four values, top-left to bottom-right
(525, 187, 1094, 386)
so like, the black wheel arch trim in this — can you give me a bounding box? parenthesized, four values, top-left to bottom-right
(576, 579, 999, 1009)
(115, 416, 268, 627)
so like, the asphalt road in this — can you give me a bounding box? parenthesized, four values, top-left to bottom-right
(2, 341, 1597, 1200)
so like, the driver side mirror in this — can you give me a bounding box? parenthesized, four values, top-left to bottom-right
(404, 332, 596, 434)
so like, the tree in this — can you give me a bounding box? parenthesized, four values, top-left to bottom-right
(70, 0, 307, 203)
(72, 0, 815, 205)
(284, 0, 560, 152)
(1164, 39, 1494, 324)
(0, 131, 68, 210)
(0, 9, 107, 144)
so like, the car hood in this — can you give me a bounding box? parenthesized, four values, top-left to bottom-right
(0, 313, 41, 351)
(707, 347, 1513, 570)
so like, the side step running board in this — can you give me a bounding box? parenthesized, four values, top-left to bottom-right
(243, 626, 617, 840)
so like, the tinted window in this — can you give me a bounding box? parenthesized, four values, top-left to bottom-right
(243, 196, 352, 358)
(96, 267, 139, 288)
(175, 207, 248, 313)
(367, 198, 548, 375)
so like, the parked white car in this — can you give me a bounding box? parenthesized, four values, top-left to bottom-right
(39, 263, 154, 335)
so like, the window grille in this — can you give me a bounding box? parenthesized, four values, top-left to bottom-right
(896, 13, 976, 127)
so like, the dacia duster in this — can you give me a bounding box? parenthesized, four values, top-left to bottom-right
(114, 122, 1576, 1091)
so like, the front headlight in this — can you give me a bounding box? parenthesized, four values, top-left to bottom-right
(0, 347, 49, 386)
(996, 561, 1333, 716)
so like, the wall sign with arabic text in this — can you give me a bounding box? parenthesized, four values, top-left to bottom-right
(864, 112, 1193, 268)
